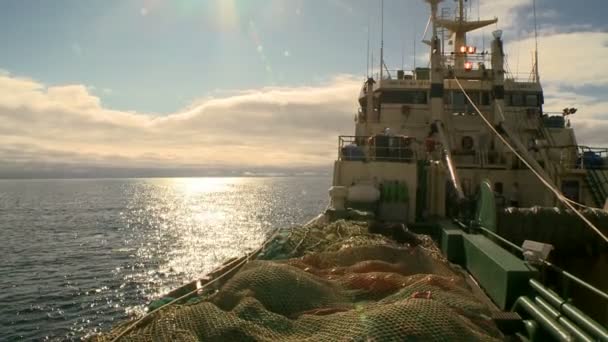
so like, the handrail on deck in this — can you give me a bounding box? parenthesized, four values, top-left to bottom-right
(556, 145, 608, 171)
(338, 135, 418, 163)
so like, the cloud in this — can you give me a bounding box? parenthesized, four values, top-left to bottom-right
(504, 31, 608, 86)
(0, 72, 360, 176)
(479, 0, 530, 29)
(502, 30, 608, 146)
(3, 3, 608, 178)
(540, 85, 608, 146)
(570, 119, 608, 146)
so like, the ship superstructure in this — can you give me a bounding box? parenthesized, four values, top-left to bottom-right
(331, 0, 608, 220)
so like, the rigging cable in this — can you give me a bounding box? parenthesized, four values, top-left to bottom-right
(421, 15, 431, 43)
(453, 77, 608, 244)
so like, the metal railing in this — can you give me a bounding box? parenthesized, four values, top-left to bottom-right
(578, 146, 608, 169)
(454, 220, 608, 341)
(371, 69, 418, 81)
(558, 145, 608, 171)
(338, 135, 418, 163)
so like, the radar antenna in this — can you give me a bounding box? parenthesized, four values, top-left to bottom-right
(533, 0, 540, 82)
(429, 0, 497, 69)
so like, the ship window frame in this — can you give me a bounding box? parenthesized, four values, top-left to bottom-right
(525, 94, 539, 107)
(379, 90, 428, 105)
(506, 91, 541, 107)
(510, 93, 524, 106)
(447, 90, 489, 106)
(452, 91, 466, 107)
(481, 91, 491, 106)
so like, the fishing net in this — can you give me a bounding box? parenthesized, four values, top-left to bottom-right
(93, 220, 504, 341)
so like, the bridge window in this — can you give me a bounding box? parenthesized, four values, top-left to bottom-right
(452, 92, 466, 107)
(506, 92, 542, 107)
(380, 90, 428, 104)
(446, 90, 490, 106)
(525, 94, 539, 107)
(510, 93, 524, 106)
(481, 91, 491, 106)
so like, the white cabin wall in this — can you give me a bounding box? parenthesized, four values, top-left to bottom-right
(334, 161, 418, 222)
(459, 169, 553, 207)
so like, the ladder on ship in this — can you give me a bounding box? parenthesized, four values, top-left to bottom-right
(579, 146, 608, 207)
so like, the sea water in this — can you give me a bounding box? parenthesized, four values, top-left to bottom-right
(0, 177, 330, 340)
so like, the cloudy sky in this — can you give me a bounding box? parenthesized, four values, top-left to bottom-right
(1, 0, 607, 178)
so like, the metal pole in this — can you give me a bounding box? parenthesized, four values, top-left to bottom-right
(512, 297, 574, 341)
(530, 279, 608, 341)
(534, 297, 595, 342)
(380, 0, 384, 81)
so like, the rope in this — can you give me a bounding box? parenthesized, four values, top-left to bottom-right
(110, 227, 283, 342)
(563, 197, 602, 211)
(453, 77, 608, 244)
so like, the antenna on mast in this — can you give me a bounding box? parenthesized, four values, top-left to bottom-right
(366, 4, 371, 78)
(371, 51, 375, 78)
(532, 0, 540, 82)
(401, 31, 405, 70)
(379, 0, 384, 81)
(413, 27, 417, 70)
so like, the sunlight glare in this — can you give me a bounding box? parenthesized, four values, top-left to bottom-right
(218, 0, 239, 31)
(172, 177, 237, 196)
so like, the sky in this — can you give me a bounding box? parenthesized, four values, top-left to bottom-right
(0, 0, 607, 178)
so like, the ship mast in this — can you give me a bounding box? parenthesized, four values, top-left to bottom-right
(433, 0, 497, 69)
(379, 0, 384, 81)
(532, 0, 540, 82)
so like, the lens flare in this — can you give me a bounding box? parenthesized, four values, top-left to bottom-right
(218, 0, 239, 31)
(248, 21, 274, 77)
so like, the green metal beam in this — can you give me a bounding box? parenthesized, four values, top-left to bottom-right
(462, 234, 537, 309)
(475, 180, 497, 232)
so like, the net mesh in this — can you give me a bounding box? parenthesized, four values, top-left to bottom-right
(93, 220, 504, 341)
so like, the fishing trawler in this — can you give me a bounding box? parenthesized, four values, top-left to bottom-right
(95, 1, 608, 341)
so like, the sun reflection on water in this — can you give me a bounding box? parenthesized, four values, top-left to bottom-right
(121, 178, 268, 308)
(171, 177, 239, 195)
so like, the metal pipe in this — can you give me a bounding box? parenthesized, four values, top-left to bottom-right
(477, 225, 524, 253)
(534, 297, 595, 342)
(530, 279, 608, 341)
(512, 296, 573, 341)
(541, 261, 608, 302)
(523, 320, 539, 341)
(435, 121, 465, 200)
